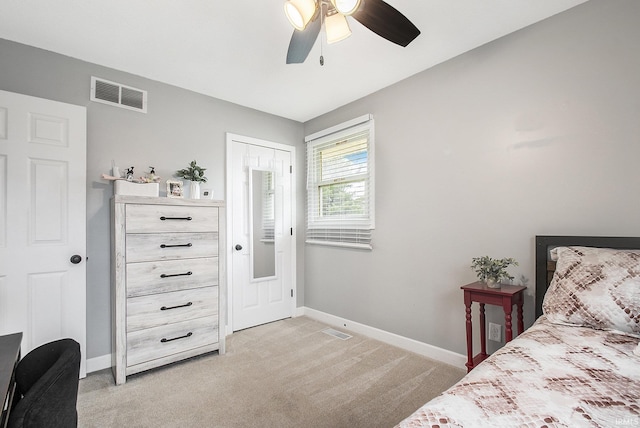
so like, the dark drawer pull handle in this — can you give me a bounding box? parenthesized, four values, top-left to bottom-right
(160, 302, 193, 311)
(160, 271, 192, 278)
(160, 243, 193, 248)
(160, 332, 193, 343)
(160, 216, 192, 221)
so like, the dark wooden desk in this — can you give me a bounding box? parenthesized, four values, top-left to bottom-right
(461, 282, 526, 372)
(1, 333, 22, 428)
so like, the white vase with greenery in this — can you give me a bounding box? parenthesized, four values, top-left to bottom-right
(175, 160, 207, 199)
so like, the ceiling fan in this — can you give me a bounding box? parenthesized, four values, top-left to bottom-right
(284, 0, 420, 64)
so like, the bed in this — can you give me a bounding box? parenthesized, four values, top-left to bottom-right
(397, 236, 640, 428)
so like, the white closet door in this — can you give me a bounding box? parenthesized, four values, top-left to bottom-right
(0, 90, 87, 377)
(229, 137, 294, 331)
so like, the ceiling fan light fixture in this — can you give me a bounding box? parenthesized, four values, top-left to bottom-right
(325, 12, 352, 44)
(330, 0, 362, 16)
(284, 0, 317, 31)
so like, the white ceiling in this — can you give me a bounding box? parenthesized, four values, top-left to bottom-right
(0, 0, 588, 122)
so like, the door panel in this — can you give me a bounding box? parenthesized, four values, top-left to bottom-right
(229, 137, 294, 331)
(0, 90, 86, 377)
(29, 271, 66, 345)
(30, 159, 68, 243)
(28, 112, 69, 146)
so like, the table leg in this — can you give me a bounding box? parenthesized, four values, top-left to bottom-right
(517, 299, 524, 336)
(504, 304, 513, 342)
(479, 303, 486, 357)
(465, 300, 473, 372)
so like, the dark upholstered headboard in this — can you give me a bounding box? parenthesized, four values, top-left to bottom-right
(535, 235, 640, 318)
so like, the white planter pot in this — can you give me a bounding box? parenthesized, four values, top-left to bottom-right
(190, 181, 201, 199)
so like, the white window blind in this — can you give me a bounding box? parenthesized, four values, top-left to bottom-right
(306, 115, 374, 249)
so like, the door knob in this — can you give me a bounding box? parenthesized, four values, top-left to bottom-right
(70, 255, 82, 264)
(235, 244, 243, 251)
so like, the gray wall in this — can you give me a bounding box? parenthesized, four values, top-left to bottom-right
(0, 39, 304, 359)
(303, 0, 640, 355)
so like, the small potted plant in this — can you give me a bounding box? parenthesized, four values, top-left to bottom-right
(470, 256, 518, 288)
(176, 160, 207, 199)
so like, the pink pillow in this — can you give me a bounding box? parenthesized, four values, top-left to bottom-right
(543, 246, 640, 337)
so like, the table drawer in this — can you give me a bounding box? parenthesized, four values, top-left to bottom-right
(126, 317, 218, 367)
(127, 287, 218, 332)
(126, 258, 218, 297)
(126, 232, 218, 263)
(125, 204, 218, 233)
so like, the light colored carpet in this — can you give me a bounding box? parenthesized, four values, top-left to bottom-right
(78, 316, 465, 427)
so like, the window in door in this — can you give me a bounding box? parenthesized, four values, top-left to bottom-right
(260, 170, 275, 241)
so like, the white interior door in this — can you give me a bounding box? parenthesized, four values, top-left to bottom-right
(227, 135, 295, 331)
(0, 90, 87, 377)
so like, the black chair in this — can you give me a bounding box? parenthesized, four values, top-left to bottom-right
(8, 338, 81, 428)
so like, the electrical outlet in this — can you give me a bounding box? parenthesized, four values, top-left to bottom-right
(488, 323, 502, 342)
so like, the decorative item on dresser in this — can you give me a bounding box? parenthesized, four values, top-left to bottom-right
(166, 180, 184, 198)
(175, 160, 208, 200)
(111, 195, 225, 385)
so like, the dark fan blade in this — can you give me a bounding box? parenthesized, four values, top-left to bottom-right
(352, 0, 420, 47)
(286, 15, 322, 64)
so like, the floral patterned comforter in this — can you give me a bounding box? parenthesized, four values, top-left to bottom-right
(396, 316, 640, 427)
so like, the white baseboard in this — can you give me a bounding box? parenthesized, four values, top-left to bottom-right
(296, 306, 467, 369)
(86, 353, 112, 374)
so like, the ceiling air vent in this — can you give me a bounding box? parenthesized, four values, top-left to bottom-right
(91, 77, 147, 113)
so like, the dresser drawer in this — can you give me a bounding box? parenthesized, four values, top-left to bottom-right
(126, 258, 218, 297)
(127, 287, 218, 332)
(126, 317, 218, 367)
(125, 204, 218, 233)
(126, 232, 218, 263)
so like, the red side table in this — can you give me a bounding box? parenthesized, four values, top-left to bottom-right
(461, 281, 526, 372)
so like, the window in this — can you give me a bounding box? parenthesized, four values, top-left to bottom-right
(260, 170, 275, 241)
(306, 115, 374, 249)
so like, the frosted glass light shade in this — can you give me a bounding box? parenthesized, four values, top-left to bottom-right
(284, 0, 317, 31)
(325, 13, 352, 44)
(331, 0, 362, 15)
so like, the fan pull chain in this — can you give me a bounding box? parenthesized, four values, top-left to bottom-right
(319, 1, 325, 66)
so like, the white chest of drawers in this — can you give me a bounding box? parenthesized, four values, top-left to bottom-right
(111, 195, 225, 385)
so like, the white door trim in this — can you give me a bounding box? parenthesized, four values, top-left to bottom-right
(225, 133, 296, 334)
